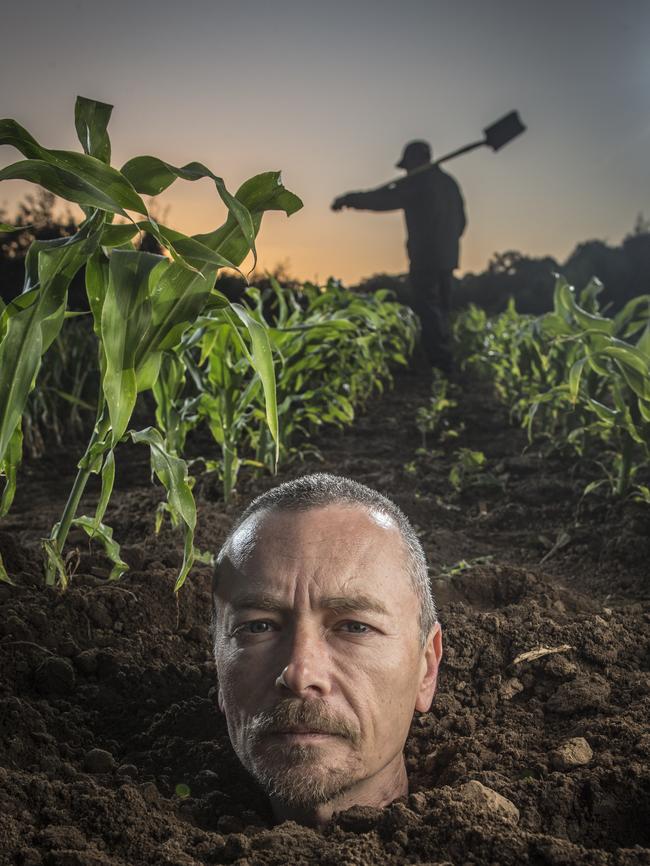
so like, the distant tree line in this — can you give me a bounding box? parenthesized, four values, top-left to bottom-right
(2, 192, 649, 315)
(355, 214, 650, 315)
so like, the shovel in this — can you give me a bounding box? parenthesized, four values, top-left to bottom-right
(378, 111, 526, 190)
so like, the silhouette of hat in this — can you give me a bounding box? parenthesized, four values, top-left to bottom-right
(396, 140, 431, 169)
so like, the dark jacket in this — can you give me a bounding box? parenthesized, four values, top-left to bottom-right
(345, 165, 466, 271)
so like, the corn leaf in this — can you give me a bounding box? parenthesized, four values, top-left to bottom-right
(130, 427, 196, 591)
(101, 250, 164, 442)
(0, 216, 102, 465)
(43, 538, 69, 590)
(229, 303, 279, 459)
(586, 398, 619, 423)
(0, 423, 22, 517)
(0, 118, 147, 216)
(74, 96, 113, 165)
(568, 357, 588, 402)
(636, 324, 650, 358)
(93, 449, 116, 529)
(121, 156, 258, 269)
(100, 223, 139, 248)
(72, 515, 128, 581)
(194, 171, 303, 266)
(137, 220, 241, 272)
(638, 398, 650, 423)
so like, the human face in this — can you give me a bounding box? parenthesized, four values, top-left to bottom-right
(213, 504, 442, 816)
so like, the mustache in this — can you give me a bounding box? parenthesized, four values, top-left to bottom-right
(249, 699, 359, 745)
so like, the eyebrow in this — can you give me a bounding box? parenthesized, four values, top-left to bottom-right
(229, 592, 390, 617)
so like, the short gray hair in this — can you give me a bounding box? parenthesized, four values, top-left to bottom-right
(213, 473, 437, 644)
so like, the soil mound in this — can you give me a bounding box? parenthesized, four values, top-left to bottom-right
(1, 370, 649, 865)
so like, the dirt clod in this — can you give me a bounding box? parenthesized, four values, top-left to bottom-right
(457, 780, 520, 825)
(83, 748, 116, 774)
(550, 737, 594, 770)
(545, 676, 611, 714)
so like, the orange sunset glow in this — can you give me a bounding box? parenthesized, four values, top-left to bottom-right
(1, 0, 648, 284)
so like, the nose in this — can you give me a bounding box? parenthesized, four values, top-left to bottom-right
(275, 622, 332, 698)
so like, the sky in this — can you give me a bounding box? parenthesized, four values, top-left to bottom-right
(0, 0, 649, 284)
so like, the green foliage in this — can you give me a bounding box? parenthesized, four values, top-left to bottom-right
(0, 96, 301, 589)
(454, 276, 650, 500)
(415, 370, 459, 448)
(153, 278, 418, 501)
(448, 448, 487, 492)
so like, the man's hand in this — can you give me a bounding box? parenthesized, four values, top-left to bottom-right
(331, 194, 350, 212)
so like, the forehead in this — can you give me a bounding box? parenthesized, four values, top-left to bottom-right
(218, 503, 414, 604)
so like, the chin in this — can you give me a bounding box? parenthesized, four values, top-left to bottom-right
(248, 742, 363, 808)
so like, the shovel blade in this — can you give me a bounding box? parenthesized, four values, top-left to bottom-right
(484, 111, 526, 151)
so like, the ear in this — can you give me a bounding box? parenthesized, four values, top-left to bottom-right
(415, 621, 443, 712)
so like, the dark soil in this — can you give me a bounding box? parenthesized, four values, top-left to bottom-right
(1, 368, 649, 866)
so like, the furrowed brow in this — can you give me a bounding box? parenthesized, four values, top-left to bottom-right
(321, 595, 390, 616)
(230, 593, 286, 613)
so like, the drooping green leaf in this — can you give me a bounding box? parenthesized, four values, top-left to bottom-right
(586, 398, 619, 424)
(136, 220, 240, 273)
(194, 171, 303, 267)
(121, 156, 258, 269)
(0, 158, 143, 218)
(230, 303, 279, 460)
(130, 427, 197, 591)
(72, 515, 128, 581)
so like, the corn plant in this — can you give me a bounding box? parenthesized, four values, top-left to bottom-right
(448, 448, 487, 492)
(454, 276, 650, 501)
(0, 96, 301, 587)
(152, 278, 417, 499)
(537, 278, 650, 496)
(415, 371, 459, 449)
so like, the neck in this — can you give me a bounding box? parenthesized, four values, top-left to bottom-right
(269, 753, 409, 828)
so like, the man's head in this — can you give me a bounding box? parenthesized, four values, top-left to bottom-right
(211, 473, 442, 823)
(396, 140, 432, 172)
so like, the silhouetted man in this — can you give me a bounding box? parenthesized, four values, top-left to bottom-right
(332, 141, 466, 374)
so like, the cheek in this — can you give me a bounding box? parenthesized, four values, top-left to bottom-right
(216, 644, 275, 718)
(339, 645, 421, 724)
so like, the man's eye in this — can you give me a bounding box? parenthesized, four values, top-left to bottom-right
(235, 621, 276, 635)
(338, 621, 372, 635)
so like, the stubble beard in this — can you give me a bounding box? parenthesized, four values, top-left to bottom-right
(240, 699, 364, 808)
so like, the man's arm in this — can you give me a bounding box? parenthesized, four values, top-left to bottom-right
(451, 178, 467, 236)
(457, 186, 467, 236)
(332, 182, 406, 212)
